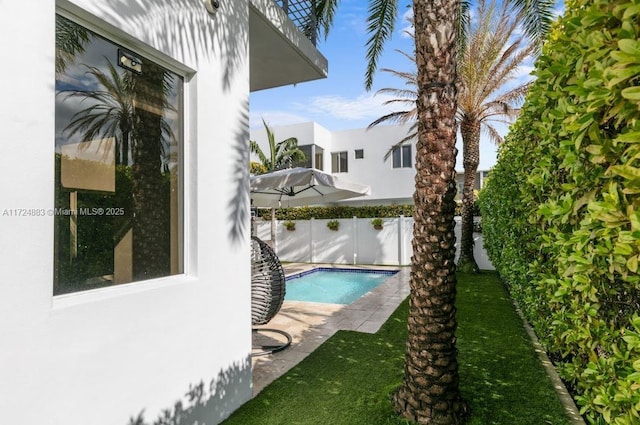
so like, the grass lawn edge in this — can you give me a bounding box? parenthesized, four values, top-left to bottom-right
(512, 302, 586, 425)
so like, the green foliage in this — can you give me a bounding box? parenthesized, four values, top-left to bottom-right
(255, 203, 479, 221)
(249, 119, 306, 172)
(327, 219, 340, 231)
(283, 220, 296, 230)
(371, 217, 384, 228)
(480, 1, 640, 423)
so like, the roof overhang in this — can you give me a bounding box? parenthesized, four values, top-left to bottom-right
(249, 0, 328, 92)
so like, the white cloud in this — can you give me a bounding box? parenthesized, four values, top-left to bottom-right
(296, 92, 402, 122)
(400, 8, 414, 38)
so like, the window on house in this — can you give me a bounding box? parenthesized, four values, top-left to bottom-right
(315, 148, 324, 171)
(392, 145, 412, 168)
(355, 149, 364, 159)
(54, 14, 184, 295)
(297, 145, 313, 168)
(331, 151, 348, 173)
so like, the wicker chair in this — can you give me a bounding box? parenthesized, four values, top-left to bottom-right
(251, 236, 291, 356)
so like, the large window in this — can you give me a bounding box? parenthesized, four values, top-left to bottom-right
(54, 15, 183, 295)
(392, 145, 412, 168)
(331, 151, 348, 173)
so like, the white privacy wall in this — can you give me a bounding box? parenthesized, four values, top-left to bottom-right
(258, 217, 494, 270)
(0, 1, 252, 424)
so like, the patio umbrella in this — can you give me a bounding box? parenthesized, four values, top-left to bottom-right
(250, 167, 371, 208)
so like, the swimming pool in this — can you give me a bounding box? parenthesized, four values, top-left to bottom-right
(285, 267, 398, 305)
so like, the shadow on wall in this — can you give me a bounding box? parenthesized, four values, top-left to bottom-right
(127, 357, 251, 425)
(227, 99, 250, 246)
(93, 0, 247, 92)
(90, 0, 251, 247)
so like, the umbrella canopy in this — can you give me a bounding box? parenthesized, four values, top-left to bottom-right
(250, 167, 371, 208)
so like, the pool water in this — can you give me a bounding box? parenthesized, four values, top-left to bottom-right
(285, 268, 398, 305)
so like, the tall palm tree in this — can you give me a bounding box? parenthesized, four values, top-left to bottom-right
(456, 0, 535, 273)
(249, 119, 306, 243)
(315, 0, 555, 422)
(369, 0, 536, 273)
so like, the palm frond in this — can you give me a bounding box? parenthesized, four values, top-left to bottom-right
(315, 0, 340, 40)
(457, 0, 471, 53)
(364, 0, 398, 90)
(55, 15, 90, 76)
(382, 131, 417, 162)
(510, 0, 556, 50)
(482, 123, 506, 145)
(375, 87, 417, 100)
(368, 111, 415, 129)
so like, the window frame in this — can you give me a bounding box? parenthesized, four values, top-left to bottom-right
(53, 9, 192, 297)
(331, 151, 348, 173)
(392, 144, 412, 169)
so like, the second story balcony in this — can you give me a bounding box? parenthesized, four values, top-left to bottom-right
(250, 0, 328, 92)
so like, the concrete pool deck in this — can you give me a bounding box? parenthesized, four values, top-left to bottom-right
(251, 262, 410, 396)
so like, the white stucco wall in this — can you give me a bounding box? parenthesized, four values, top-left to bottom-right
(330, 125, 416, 204)
(249, 121, 497, 206)
(0, 1, 252, 424)
(249, 121, 417, 205)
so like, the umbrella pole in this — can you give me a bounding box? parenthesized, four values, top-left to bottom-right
(270, 207, 276, 249)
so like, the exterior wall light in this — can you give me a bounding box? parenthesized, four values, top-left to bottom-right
(204, 0, 220, 15)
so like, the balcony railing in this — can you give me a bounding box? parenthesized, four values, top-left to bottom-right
(275, 0, 318, 46)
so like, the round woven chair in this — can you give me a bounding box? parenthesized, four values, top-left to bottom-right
(251, 236, 291, 356)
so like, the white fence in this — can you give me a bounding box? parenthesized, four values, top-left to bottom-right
(256, 216, 495, 270)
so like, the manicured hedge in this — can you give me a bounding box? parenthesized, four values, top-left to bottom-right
(256, 204, 413, 221)
(255, 202, 481, 221)
(479, 1, 640, 423)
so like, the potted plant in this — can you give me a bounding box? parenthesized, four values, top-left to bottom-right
(327, 220, 340, 231)
(283, 220, 296, 231)
(371, 218, 384, 230)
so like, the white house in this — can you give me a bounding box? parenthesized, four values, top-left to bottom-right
(250, 121, 491, 205)
(0, 1, 326, 424)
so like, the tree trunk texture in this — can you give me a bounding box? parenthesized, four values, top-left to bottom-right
(131, 63, 170, 281)
(457, 117, 480, 274)
(391, 0, 468, 423)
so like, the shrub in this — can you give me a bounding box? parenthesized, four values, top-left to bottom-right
(480, 1, 640, 422)
(327, 220, 339, 231)
(254, 203, 480, 221)
(371, 218, 384, 229)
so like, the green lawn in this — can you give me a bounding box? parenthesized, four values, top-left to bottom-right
(222, 271, 574, 425)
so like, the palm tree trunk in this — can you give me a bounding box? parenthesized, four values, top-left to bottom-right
(457, 117, 480, 274)
(131, 63, 169, 281)
(391, 0, 467, 423)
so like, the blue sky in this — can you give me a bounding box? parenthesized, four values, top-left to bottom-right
(250, 0, 565, 171)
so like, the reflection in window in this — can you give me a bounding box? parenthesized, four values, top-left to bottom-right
(392, 145, 412, 168)
(297, 145, 312, 168)
(331, 151, 348, 173)
(54, 15, 183, 295)
(315, 147, 324, 171)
